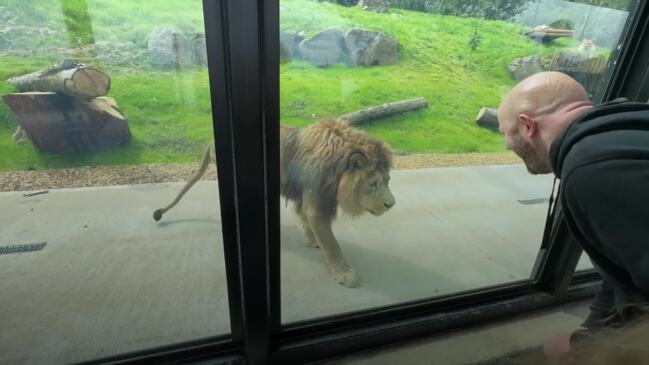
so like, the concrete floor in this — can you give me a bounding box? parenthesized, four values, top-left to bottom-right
(0, 164, 588, 364)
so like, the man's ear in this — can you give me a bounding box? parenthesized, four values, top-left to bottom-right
(518, 113, 538, 138)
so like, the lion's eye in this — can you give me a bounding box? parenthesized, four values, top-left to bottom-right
(370, 181, 378, 190)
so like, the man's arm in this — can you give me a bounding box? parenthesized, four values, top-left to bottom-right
(563, 158, 649, 292)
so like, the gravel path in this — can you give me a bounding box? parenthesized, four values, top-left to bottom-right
(0, 152, 521, 192)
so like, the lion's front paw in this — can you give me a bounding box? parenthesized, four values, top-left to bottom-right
(332, 266, 360, 288)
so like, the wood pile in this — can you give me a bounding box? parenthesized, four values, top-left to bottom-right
(2, 60, 130, 155)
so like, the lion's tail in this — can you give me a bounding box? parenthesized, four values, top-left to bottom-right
(153, 144, 213, 221)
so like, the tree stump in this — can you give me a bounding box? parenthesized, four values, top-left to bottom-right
(3, 92, 130, 155)
(475, 107, 500, 132)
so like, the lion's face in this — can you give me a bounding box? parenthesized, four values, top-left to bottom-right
(337, 151, 396, 217)
(358, 170, 395, 216)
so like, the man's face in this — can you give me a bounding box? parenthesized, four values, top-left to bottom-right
(503, 126, 552, 175)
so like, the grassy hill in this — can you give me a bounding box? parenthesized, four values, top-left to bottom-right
(0, 0, 579, 171)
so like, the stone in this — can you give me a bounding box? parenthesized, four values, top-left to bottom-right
(191, 32, 208, 66)
(280, 31, 305, 61)
(344, 28, 398, 66)
(147, 26, 194, 68)
(298, 28, 344, 67)
(358, 0, 390, 13)
(0, 6, 17, 24)
(507, 55, 543, 81)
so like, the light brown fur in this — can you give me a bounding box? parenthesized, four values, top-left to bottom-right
(153, 118, 395, 287)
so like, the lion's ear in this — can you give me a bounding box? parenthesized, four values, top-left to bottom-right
(348, 152, 367, 171)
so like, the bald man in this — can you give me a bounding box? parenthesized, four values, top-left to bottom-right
(498, 71, 649, 352)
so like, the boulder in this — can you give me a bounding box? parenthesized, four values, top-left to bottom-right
(358, 0, 390, 13)
(0, 6, 17, 25)
(298, 28, 344, 67)
(507, 55, 543, 81)
(147, 26, 194, 68)
(191, 32, 208, 66)
(344, 29, 398, 66)
(280, 31, 305, 61)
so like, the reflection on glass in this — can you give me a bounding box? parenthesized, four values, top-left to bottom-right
(279, 0, 632, 323)
(0, 1, 228, 363)
(577, 251, 595, 271)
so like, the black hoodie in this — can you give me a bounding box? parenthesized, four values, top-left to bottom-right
(549, 98, 649, 298)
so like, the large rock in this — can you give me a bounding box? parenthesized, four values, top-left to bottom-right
(299, 28, 344, 67)
(190, 32, 208, 66)
(0, 6, 17, 25)
(507, 55, 543, 81)
(147, 26, 194, 68)
(344, 29, 398, 66)
(280, 31, 305, 61)
(358, 0, 390, 13)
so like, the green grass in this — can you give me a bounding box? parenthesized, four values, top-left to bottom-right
(0, 57, 214, 171)
(278, 0, 575, 153)
(0, 0, 589, 171)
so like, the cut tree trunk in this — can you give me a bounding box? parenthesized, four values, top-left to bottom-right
(7, 59, 110, 99)
(3, 92, 130, 155)
(475, 107, 500, 132)
(341, 97, 428, 126)
(12, 126, 29, 142)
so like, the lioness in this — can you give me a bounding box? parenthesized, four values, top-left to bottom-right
(153, 118, 395, 287)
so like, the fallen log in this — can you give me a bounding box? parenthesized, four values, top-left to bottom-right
(475, 107, 500, 132)
(3, 92, 130, 155)
(7, 59, 111, 99)
(340, 97, 428, 126)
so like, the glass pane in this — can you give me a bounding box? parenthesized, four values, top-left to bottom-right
(279, 0, 633, 323)
(576, 251, 595, 271)
(0, 1, 229, 363)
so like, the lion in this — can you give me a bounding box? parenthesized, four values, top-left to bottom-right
(153, 118, 396, 287)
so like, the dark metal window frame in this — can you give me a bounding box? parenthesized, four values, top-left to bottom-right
(82, 0, 649, 364)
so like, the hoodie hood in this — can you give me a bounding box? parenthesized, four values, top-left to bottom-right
(549, 97, 649, 177)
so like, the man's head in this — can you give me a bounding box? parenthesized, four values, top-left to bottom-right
(498, 71, 592, 174)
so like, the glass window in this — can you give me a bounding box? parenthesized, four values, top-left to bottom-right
(278, 0, 632, 323)
(577, 251, 595, 271)
(0, 1, 229, 363)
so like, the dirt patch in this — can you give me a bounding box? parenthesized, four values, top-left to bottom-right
(0, 152, 521, 192)
(393, 152, 521, 169)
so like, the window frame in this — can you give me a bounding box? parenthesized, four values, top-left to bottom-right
(82, 0, 649, 363)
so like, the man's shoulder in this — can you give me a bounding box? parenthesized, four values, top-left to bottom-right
(561, 129, 649, 179)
